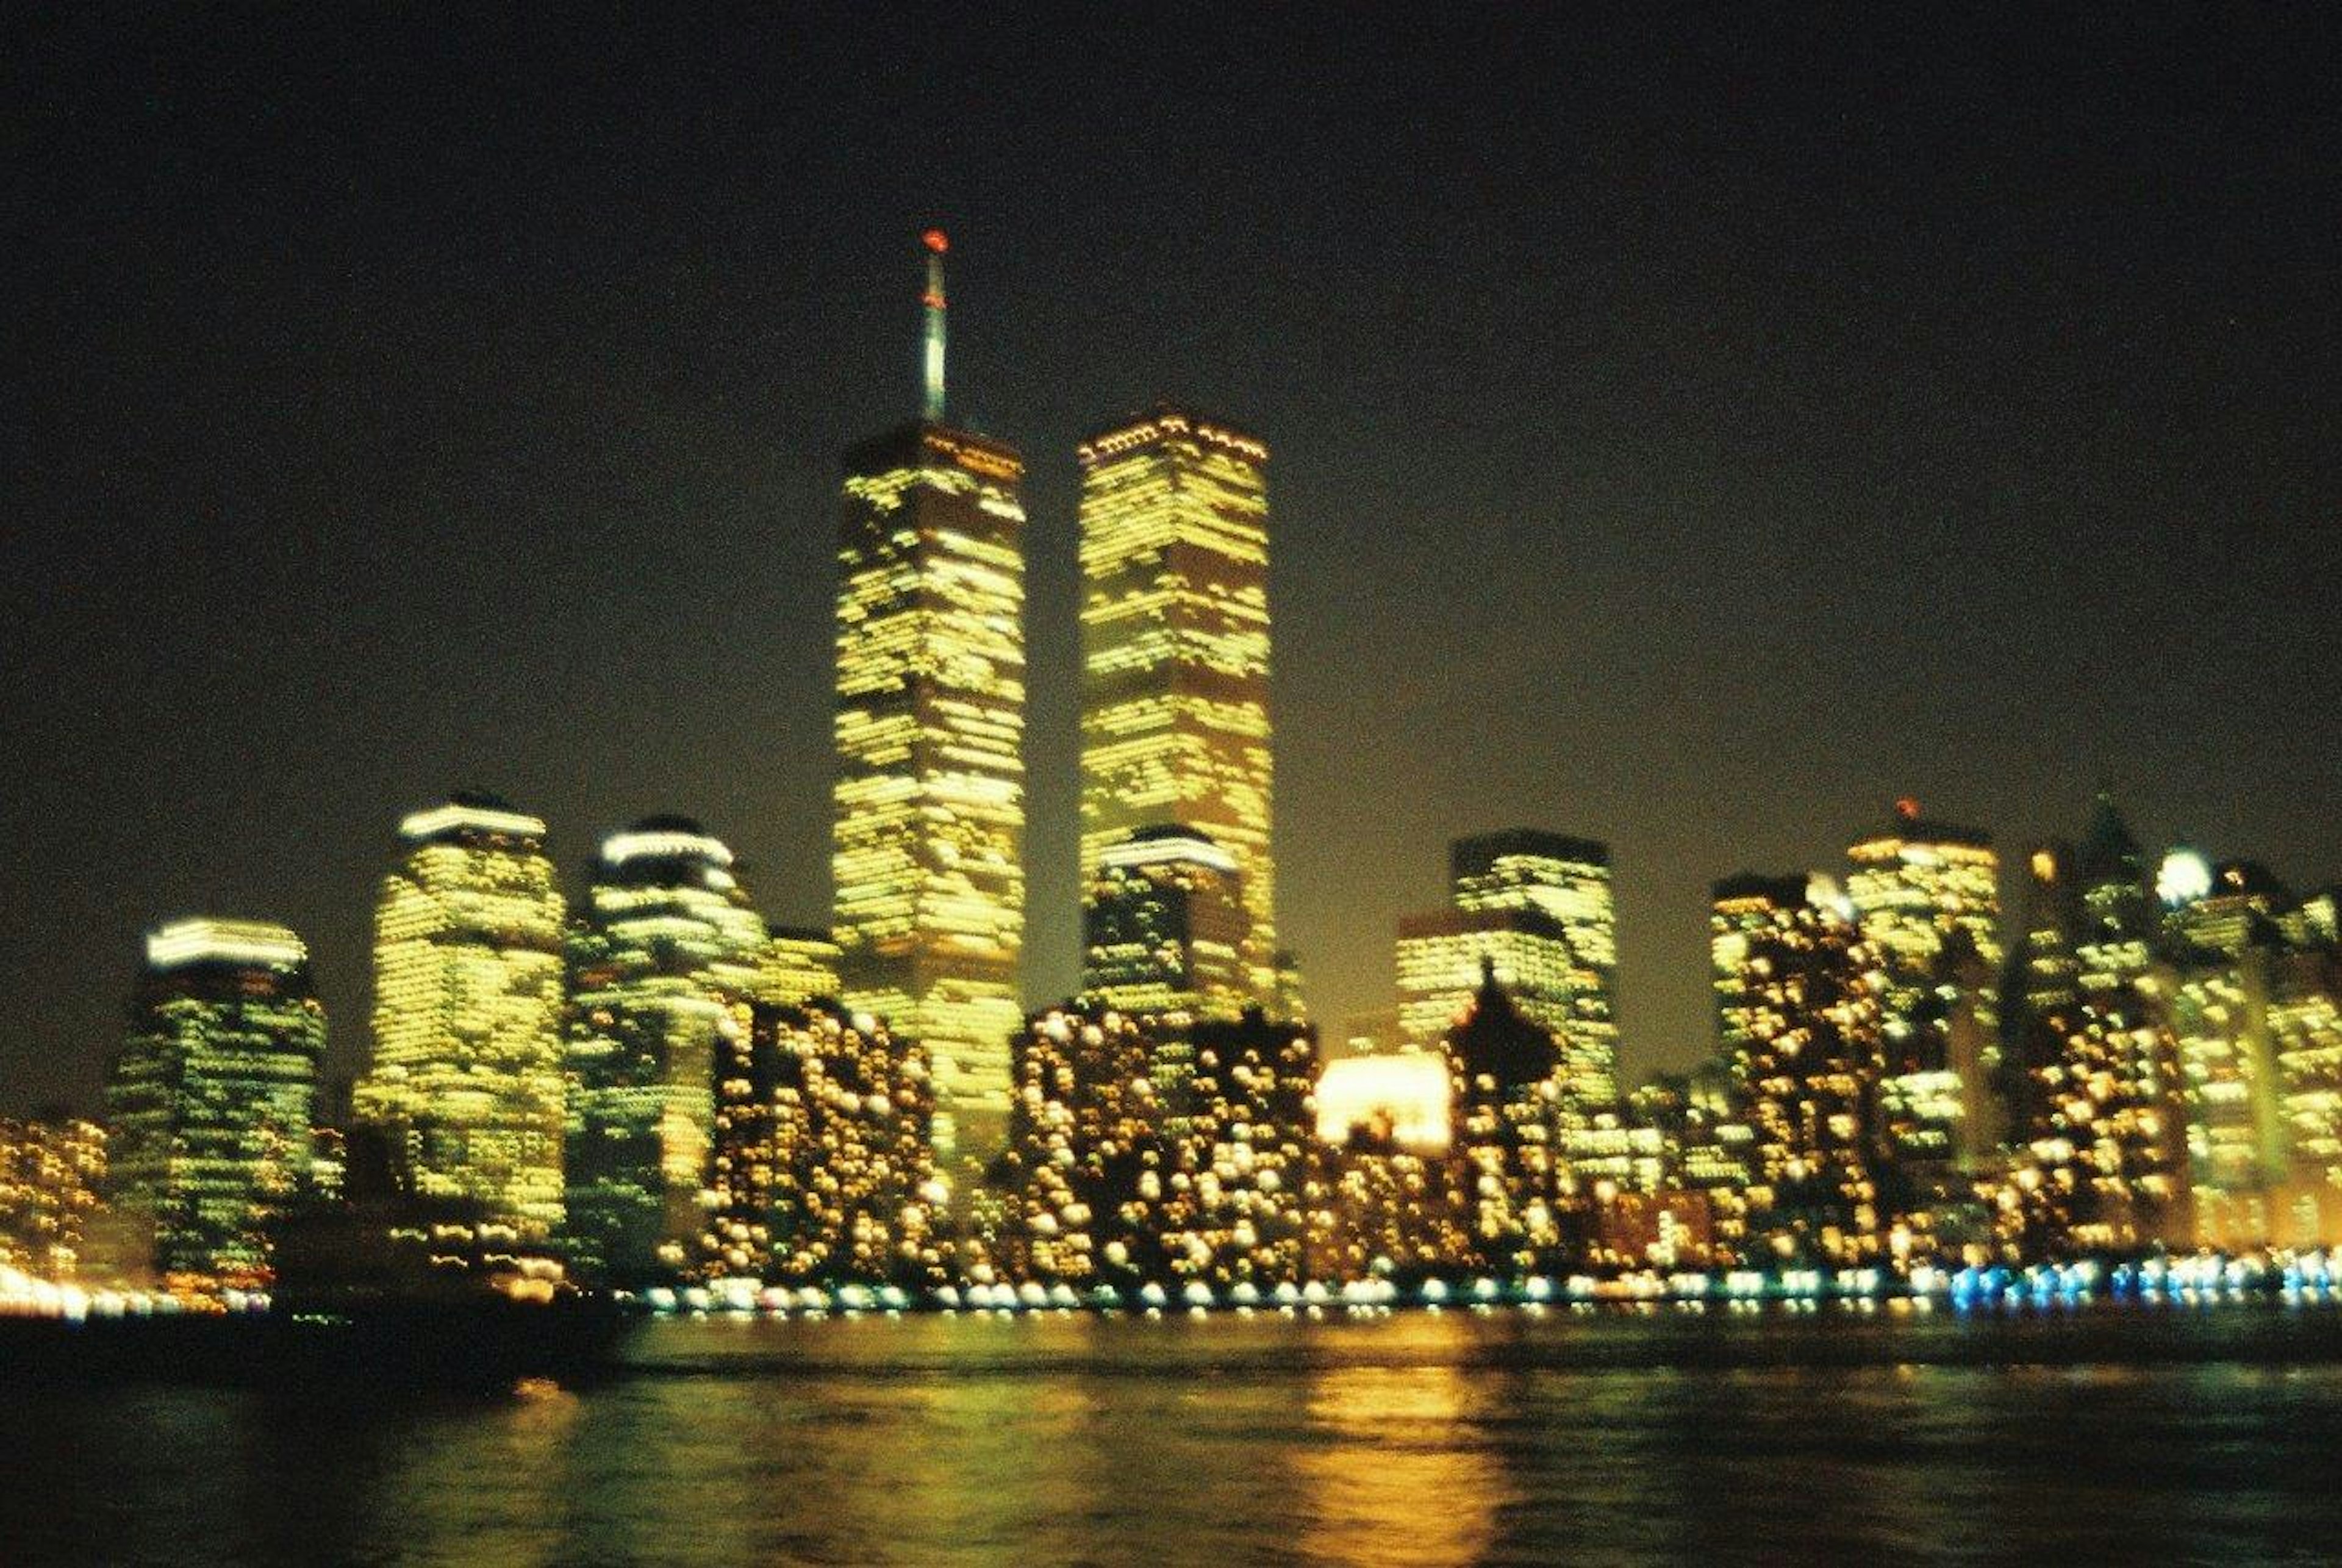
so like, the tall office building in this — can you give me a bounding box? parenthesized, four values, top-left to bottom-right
(1081, 825, 1252, 1020)
(700, 1000, 944, 1287)
(2159, 853, 2342, 1248)
(833, 231, 1026, 1172)
(1451, 831, 1619, 1114)
(1395, 906, 1578, 1053)
(103, 918, 325, 1289)
(1844, 801, 2002, 1253)
(1394, 830, 1617, 1120)
(565, 818, 768, 1286)
(761, 925, 842, 1008)
(2001, 841, 2082, 1150)
(1000, 1005, 1172, 1291)
(1077, 404, 1277, 1003)
(354, 795, 567, 1242)
(0, 1114, 106, 1281)
(1712, 874, 1886, 1266)
(2022, 794, 2190, 1251)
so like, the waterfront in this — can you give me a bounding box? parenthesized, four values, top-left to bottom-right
(7, 1308, 2342, 1565)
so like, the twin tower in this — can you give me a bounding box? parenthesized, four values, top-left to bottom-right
(832, 233, 1280, 1167)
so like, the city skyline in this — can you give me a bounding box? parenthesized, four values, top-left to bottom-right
(7, 8, 2339, 1113)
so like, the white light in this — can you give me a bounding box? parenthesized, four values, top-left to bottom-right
(145, 917, 306, 971)
(1315, 1054, 1452, 1151)
(1097, 834, 1240, 875)
(602, 829, 734, 868)
(2158, 848, 2213, 908)
(399, 803, 546, 842)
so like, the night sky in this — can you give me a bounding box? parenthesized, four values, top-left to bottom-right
(5, 5, 2338, 1112)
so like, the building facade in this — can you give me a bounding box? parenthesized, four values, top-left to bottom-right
(104, 917, 326, 1289)
(354, 795, 568, 1243)
(1394, 831, 1619, 1122)
(565, 818, 768, 1286)
(1844, 801, 2002, 1255)
(1713, 874, 1886, 1266)
(761, 925, 842, 1008)
(0, 1114, 106, 1282)
(701, 1000, 945, 1287)
(1077, 406, 1277, 1003)
(833, 414, 1026, 1173)
(1081, 825, 1251, 1021)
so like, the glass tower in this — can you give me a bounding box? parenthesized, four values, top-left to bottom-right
(354, 794, 568, 1243)
(1077, 405, 1277, 1003)
(565, 818, 768, 1286)
(103, 917, 325, 1290)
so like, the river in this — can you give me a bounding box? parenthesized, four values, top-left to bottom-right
(5, 1305, 2341, 1564)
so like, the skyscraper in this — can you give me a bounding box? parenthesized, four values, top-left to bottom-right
(1392, 830, 1618, 1121)
(1450, 830, 1620, 1115)
(103, 917, 325, 1289)
(2018, 793, 2190, 1251)
(1081, 825, 1251, 1020)
(761, 925, 842, 1008)
(0, 1113, 106, 1282)
(833, 231, 1026, 1173)
(1077, 404, 1277, 1003)
(1712, 873, 1886, 1266)
(1844, 800, 2002, 1253)
(1395, 905, 1578, 1056)
(700, 1000, 944, 1288)
(565, 818, 767, 1286)
(354, 795, 567, 1243)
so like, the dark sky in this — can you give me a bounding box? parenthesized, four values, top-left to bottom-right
(5, 4, 2338, 1112)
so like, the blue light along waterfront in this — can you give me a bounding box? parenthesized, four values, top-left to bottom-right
(11, 1307, 2342, 1566)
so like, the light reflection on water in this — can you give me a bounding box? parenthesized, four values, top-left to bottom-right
(9, 1311, 2342, 1564)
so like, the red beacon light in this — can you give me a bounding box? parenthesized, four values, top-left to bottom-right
(1894, 797, 1922, 822)
(923, 229, 949, 254)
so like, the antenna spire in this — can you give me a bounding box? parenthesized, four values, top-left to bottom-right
(921, 229, 948, 421)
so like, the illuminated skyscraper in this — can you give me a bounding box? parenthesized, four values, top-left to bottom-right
(1001, 1005, 1172, 1292)
(1440, 963, 1572, 1275)
(761, 925, 842, 1008)
(834, 231, 1026, 1172)
(0, 1114, 105, 1281)
(354, 795, 567, 1243)
(1077, 404, 1277, 1002)
(1448, 831, 1620, 1116)
(103, 918, 325, 1289)
(2001, 842, 2081, 1144)
(1396, 905, 1577, 1059)
(1844, 801, 2002, 1254)
(1081, 825, 1251, 1020)
(2015, 794, 2190, 1251)
(2159, 854, 2342, 1248)
(1713, 874, 1886, 1266)
(565, 818, 767, 1286)
(700, 1000, 944, 1287)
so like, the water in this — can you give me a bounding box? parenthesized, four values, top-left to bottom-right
(7, 1308, 2342, 1564)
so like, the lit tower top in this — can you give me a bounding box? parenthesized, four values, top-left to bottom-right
(922, 228, 948, 421)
